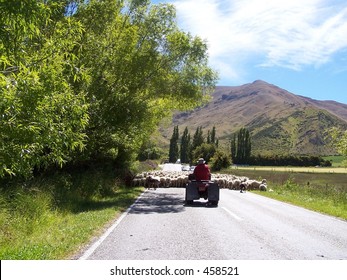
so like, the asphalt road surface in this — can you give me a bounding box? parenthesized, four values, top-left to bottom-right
(80, 188, 347, 260)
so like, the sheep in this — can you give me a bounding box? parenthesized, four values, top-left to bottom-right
(132, 170, 266, 193)
(245, 179, 267, 190)
(232, 179, 241, 190)
(145, 175, 160, 190)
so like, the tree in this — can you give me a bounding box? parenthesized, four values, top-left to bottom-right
(180, 127, 191, 164)
(210, 150, 231, 171)
(73, 0, 218, 167)
(0, 0, 218, 177)
(231, 134, 236, 162)
(231, 128, 252, 164)
(192, 126, 204, 151)
(137, 141, 165, 161)
(169, 125, 179, 163)
(210, 126, 217, 145)
(0, 0, 89, 177)
(192, 143, 216, 164)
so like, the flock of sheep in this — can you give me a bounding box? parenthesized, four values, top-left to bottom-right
(132, 170, 268, 192)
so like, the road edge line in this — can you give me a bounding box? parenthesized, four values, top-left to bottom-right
(79, 190, 147, 260)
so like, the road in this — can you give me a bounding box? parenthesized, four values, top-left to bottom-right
(80, 188, 347, 260)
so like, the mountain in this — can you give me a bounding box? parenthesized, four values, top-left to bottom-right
(160, 80, 347, 156)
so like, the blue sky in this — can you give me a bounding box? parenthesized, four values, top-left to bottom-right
(152, 0, 347, 104)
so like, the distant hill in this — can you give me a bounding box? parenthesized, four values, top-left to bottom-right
(159, 80, 347, 156)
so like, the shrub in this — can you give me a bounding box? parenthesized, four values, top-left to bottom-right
(210, 150, 231, 171)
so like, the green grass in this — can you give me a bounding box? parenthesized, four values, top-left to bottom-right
(1, 162, 346, 260)
(0, 168, 143, 260)
(226, 168, 347, 220)
(323, 155, 346, 167)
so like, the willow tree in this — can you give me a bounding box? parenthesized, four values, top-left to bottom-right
(73, 0, 218, 167)
(0, 0, 89, 177)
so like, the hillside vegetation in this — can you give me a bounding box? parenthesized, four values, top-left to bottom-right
(162, 80, 347, 156)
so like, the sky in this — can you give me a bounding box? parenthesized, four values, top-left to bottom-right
(152, 0, 347, 104)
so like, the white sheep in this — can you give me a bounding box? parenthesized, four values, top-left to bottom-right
(132, 170, 266, 192)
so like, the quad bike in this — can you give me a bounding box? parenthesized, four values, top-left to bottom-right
(185, 177, 219, 206)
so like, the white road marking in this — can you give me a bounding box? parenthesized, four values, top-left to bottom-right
(78, 190, 147, 260)
(221, 206, 243, 221)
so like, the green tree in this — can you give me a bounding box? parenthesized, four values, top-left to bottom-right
(231, 128, 251, 164)
(210, 126, 216, 145)
(206, 130, 211, 144)
(210, 149, 231, 171)
(0, 0, 218, 177)
(169, 125, 179, 163)
(206, 126, 217, 146)
(0, 0, 89, 177)
(192, 126, 204, 152)
(192, 143, 216, 164)
(73, 0, 218, 167)
(137, 141, 165, 161)
(180, 127, 191, 164)
(230, 134, 236, 162)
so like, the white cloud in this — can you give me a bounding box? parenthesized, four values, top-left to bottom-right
(172, 0, 347, 81)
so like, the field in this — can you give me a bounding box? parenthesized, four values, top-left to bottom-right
(225, 166, 347, 220)
(231, 165, 347, 173)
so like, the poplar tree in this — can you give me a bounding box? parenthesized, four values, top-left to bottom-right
(211, 126, 216, 145)
(192, 126, 204, 151)
(180, 127, 191, 164)
(169, 125, 179, 163)
(231, 128, 251, 164)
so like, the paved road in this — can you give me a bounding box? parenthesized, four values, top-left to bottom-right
(81, 188, 347, 260)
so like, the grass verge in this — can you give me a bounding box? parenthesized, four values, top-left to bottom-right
(226, 168, 347, 220)
(0, 168, 143, 260)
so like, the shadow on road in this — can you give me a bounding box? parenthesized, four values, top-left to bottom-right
(130, 190, 186, 214)
(184, 201, 218, 208)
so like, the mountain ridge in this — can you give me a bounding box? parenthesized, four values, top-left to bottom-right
(160, 80, 347, 156)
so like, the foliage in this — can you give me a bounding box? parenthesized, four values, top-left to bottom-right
(191, 126, 204, 152)
(207, 126, 217, 146)
(248, 154, 332, 167)
(168, 125, 179, 163)
(168, 125, 220, 164)
(180, 126, 191, 164)
(231, 127, 251, 164)
(192, 143, 216, 164)
(137, 141, 165, 161)
(0, 0, 89, 178)
(0, 0, 217, 178)
(210, 149, 231, 171)
(73, 0, 217, 167)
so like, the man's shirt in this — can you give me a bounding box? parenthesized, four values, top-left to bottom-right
(193, 164, 211, 180)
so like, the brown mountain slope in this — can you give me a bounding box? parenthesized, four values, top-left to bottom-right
(162, 80, 347, 156)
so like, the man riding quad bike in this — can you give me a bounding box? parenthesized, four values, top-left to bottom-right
(185, 158, 219, 206)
